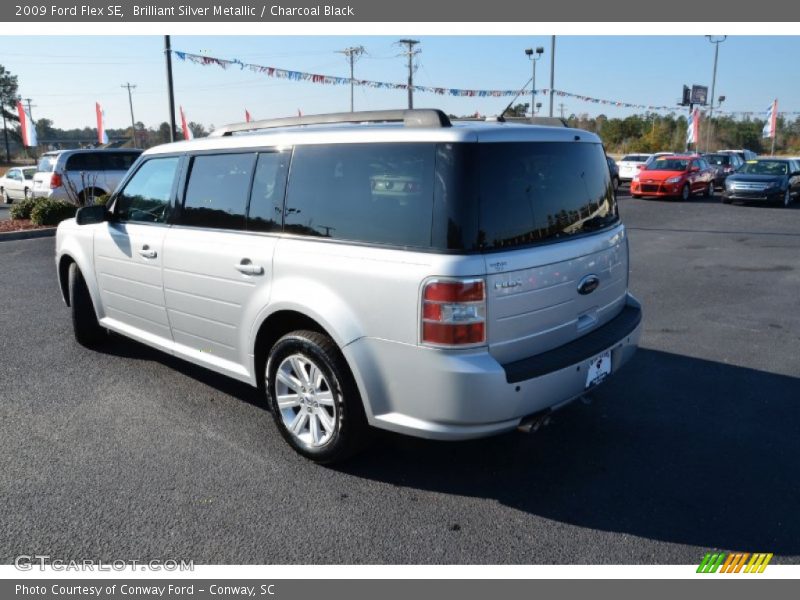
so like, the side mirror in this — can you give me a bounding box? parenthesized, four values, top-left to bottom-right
(75, 205, 108, 225)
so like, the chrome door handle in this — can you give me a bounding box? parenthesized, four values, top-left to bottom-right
(235, 259, 264, 276)
(138, 245, 157, 259)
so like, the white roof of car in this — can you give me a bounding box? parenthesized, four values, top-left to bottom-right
(144, 121, 602, 156)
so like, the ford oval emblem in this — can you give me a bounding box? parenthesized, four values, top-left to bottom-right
(577, 274, 600, 295)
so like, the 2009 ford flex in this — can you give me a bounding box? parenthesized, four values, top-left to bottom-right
(55, 109, 642, 463)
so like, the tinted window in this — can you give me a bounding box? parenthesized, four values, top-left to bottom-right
(247, 151, 290, 233)
(285, 144, 435, 247)
(37, 155, 58, 172)
(740, 160, 788, 175)
(22, 168, 35, 179)
(705, 154, 730, 166)
(471, 142, 617, 251)
(65, 153, 101, 171)
(115, 157, 179, 223)
(181, 153, 256, 230)
(98, 152, 140, 171)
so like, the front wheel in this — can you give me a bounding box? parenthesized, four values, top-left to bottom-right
(783, 189, 792, 208)
(266, 330, 368, 464)
(68, 263, 106, 347)
(1, 188, 10, 204)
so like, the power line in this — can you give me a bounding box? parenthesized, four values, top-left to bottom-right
(396, 39, 420, 109)
(336, 46, 365, 112)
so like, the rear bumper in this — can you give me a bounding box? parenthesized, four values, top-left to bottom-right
(344, 294, 642, 440)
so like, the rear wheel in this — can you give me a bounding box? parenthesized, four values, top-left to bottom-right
(68, 263, 106, 347)
(680, 184, 690, 202)
(1, 188, 10, 204)
(23, 187, 31, 201)
(703, 182, 713, 198)
(265, 330, 369, 464)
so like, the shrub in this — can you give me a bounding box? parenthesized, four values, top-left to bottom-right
(9, 197, 39, 220)
(30, 198, 77, 226)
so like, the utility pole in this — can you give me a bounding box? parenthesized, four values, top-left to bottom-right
(397, 39, 420, 109)
(549, 35, 556, 117)
(558, 103, 566, 119)
(705, 35, 726, 152)
(23, 98, 37, 156)
(336, 46, 365, 112)
(121, 82, 138, 148)
(164, 35, 177, 142)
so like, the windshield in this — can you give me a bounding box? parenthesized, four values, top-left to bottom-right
(646, 159, 689, 171)
(704, 154, 730, 166)
(621, 155, 647, 162)
(37, 156, 58, 172)
(739, 161, 788, 176)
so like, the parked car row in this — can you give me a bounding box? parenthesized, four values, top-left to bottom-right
(1, 148, 142, 205)
(623, 149, 799, 207)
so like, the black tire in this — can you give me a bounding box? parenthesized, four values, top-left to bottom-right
(1, 188, 10, 204)
(703, 182, 713, 198)
(612, 176, 620, 192)
(721, 196, 732, 204)
(265, 330, 369, 464)
(782, 189, 792, 208)
(23, 187, 31, 201)
(68, 263, 106, 347)
(631, 193, 641, 199)
(679, 184, 690, 202)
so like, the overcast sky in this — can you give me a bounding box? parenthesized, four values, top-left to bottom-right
(4, 35, 798, 131)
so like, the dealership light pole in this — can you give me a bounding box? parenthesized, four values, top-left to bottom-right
(524, 46, 544, 118)
(705, 35, 726, 152)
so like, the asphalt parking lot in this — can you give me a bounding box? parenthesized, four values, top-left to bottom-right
(1, 189, 798, 565)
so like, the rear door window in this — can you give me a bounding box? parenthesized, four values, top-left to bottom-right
(180, 153, 256, 230)
(98, 152, 140, 171)
(285, 143, 435, 247)
(65, 153, 101, 171)
(247, 151, 290, 233)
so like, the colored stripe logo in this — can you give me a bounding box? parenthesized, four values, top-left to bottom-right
(697, 552, 773, 573)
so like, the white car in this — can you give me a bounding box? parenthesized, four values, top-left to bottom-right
(616, 154, 652, 183)
(0, 166, 37, 203)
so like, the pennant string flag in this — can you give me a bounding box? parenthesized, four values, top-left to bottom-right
(95, 102, 108, 145)
(17, 101, 37, 147)
(173, 50, 799, 117)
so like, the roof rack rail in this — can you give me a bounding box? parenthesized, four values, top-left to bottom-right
(209, 109, 451, 137)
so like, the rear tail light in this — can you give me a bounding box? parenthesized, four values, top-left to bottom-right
(421, 278, 486, 347)
(50, 173, 63, 189)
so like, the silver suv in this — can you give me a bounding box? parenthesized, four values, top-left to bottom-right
(55, 110, 642, 463)
(33, 148, 142, 203)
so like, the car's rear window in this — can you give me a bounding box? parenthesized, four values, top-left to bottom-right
(622, 154, 648, 162)
(465, 142, 617, 251)
(704, 154, 731, 166)
(37, 155, 58, 172)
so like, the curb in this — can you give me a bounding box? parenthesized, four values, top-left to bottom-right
(0, 227, 56, 242)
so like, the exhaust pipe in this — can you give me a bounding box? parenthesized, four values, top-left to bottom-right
(516, 412, 552, 434)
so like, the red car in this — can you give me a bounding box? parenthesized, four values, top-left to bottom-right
(630, 155, 715, 201)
